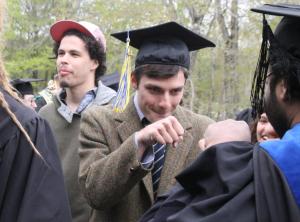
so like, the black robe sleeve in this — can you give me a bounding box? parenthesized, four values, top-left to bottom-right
(139, 142, 300, 222)
(0, 88, 71, 222)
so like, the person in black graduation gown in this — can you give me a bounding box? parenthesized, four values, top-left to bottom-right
(0, 65, 71, 220)
(10, 78, 43, 110)
(139, 4, 300, 222)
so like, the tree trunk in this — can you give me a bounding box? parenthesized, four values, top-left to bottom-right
(216, 0, 239, 119)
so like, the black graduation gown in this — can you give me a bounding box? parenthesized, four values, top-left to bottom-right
(0, 88, 71, 221)
(139, 141, 300, 222)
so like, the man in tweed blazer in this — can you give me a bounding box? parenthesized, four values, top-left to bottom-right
(78, 22, 215, 222)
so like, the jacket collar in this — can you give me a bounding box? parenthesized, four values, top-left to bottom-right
(114, 96, 193, 202)
(54, 80, 116, 123)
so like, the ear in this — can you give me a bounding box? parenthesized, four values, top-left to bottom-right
(90, 60, 99, 71)
(277, 79, 287, 100)
(131, 73, 138, 89)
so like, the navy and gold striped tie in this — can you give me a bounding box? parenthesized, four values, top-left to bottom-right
(141, 118, 166, 197)
(152, 143, 166, 197)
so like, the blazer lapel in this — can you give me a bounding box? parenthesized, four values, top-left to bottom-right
(115, 100, 141, 143)
(115, 98, 154, 202)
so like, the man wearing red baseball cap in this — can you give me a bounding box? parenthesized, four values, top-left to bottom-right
(39, 20, 116, 222)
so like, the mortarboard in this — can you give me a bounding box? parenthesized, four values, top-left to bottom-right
(251, 4, 300, 55)
(111, 21, 215, 70)
(10, 78, 44, 96)
(250, 3, 300, 117)
(251, 3, 300, 17)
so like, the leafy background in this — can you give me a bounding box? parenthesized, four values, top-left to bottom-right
(2, 0, 299, 119)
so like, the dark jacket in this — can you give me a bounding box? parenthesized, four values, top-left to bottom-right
(140, 141, 300, 222)
(0, 87, 71, 221)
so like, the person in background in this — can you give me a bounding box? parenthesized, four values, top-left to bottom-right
(235, 107, 254, 125)
(35, 74, 61, 111)
(139, 4, 300, 222)
(39, 20, 116, 222)
(10, 78, 43, 110)
(235, 109, 278, 143)
(78, 21, 215, 222)
(252, 112, 279, 143)
(0, 50, 71, 222)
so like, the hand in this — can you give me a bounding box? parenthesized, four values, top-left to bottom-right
(198, 119, 251, 149)
(136, 116, 184, 151)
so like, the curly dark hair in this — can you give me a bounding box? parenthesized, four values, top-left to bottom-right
(53, 29, 106, 86)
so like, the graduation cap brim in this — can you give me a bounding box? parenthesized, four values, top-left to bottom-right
(10, 78, 44, 85)
(251, 4, 300, 18)
(251, 3, 300, 55)
(10, 78, 44, 96)
(111, 22, 215, 69)
(111, 21, 215, 51)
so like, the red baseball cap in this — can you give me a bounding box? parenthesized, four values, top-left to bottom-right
(50, 20, 106, 52)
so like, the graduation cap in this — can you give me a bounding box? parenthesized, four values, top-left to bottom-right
(110, 21, 215, 113)
(251, 4, 300, 54)
(250, 3, 300, 117)
(100, 71, 120, 91)
(10, 78, 44, 96)
(111, 21, 215, 69)
(251, 4, 300, 18)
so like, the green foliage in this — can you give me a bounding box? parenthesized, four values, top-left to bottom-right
(2, 0, 291, 119)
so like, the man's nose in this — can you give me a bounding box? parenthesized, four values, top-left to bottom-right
(58, 53, 69, 64)
(158, 93, 171, 109)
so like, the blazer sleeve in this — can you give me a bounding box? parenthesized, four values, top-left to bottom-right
(78, 106, 149, 209)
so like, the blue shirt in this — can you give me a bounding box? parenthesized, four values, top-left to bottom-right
(57, 88, 97, 123)
(260, 123, 300, 207)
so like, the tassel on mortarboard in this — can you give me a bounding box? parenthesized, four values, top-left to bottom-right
(113, 31, 132, 112)
(250, 15, 274, 118)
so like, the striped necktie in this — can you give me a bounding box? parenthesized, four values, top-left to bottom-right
(141, 118, 166, 197)
(152, 143, 166, 197)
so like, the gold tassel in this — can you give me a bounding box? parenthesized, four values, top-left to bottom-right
(113, 32, 132, 112)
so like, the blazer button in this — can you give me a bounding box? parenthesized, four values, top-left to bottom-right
(130, 167, 136, 172)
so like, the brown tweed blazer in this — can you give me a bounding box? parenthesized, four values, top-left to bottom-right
(78, 99, 214, 222)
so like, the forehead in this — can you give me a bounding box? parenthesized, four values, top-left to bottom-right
(23, 94, 34, 98)
(59, 35, 87, 50)
(140, 70, 185, 87)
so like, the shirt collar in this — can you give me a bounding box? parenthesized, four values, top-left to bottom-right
(133, 92, 145, 121)
(57, 87, 97, 123)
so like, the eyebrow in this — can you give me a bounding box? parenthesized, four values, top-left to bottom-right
(58, 48, 82, 54)
(145, 84, 184, 90)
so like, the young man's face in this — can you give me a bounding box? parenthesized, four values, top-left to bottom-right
(56, 35, 98, 89)
(23, 94, 37, 110)
(132, 70, 185, 123)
